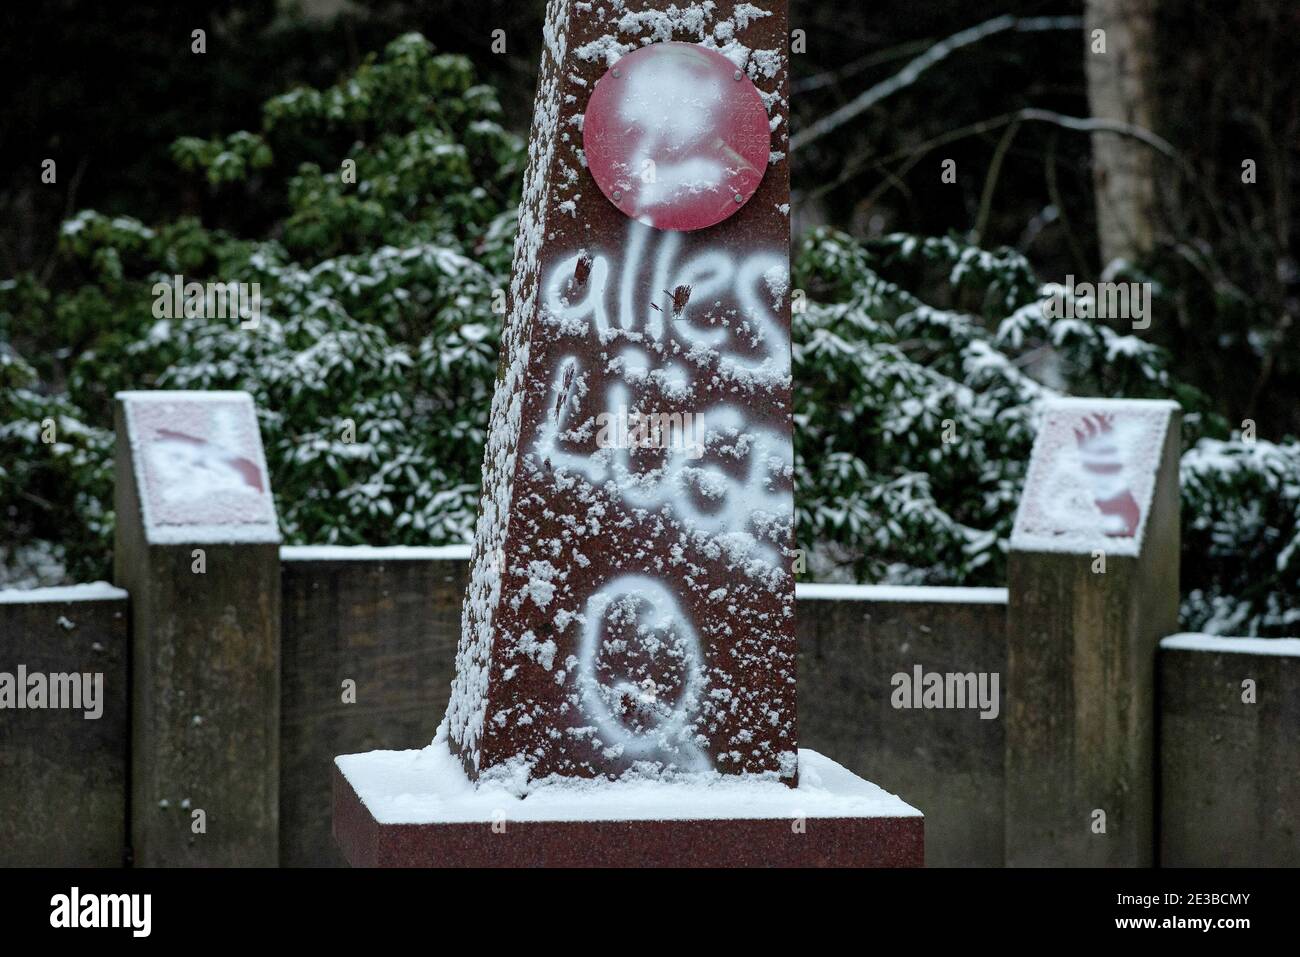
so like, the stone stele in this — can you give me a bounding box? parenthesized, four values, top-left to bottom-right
(446, 0, 798, 787)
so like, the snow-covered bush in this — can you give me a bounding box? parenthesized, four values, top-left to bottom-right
(2, 34, 1294, 634)
(2, 34, 520, 579)
(0, 345, 113, 585)
(792, 228, 1299, 635)
(1180, 438, 1300, 635)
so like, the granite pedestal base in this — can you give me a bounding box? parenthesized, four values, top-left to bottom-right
(333, 742, 923, 868)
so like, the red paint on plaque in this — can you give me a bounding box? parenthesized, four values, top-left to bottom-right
(583, 42, 771, 232)
(1010, 398, 1177, 556)
(1073, 413, 1141, 538)
(122, 392, 279, 542)
(154, 428, 266, 493)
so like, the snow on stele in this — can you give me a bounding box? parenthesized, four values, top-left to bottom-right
(444, 0, 801, 787)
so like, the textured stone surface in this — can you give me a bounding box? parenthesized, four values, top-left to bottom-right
(0, 594, 128, 866)
(279, 554, 465, 866)
(447, 0, 798, 785)
(1160, 641, 1300, 867)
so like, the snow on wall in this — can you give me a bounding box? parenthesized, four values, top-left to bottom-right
(118, 390, 280, 545)
(0, 582, 128, 604)
(796, 583, 1009, 604)
(1160, 633, 1300, 657)
(1010, 397, 1178, 557)
(280, 544, 472, 561)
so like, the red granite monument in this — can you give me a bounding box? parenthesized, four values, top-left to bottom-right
(334, 0, 923, 867)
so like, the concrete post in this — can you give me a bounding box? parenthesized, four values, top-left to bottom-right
(114, 390, 281, 866)
(1005, 397, 1180, 866)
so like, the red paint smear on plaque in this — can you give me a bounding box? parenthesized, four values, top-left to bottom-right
(1073, 413, 1141, 538)
(154, 428, 265, 494)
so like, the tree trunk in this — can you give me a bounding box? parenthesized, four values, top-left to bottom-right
(1084, 0, 1159, 268)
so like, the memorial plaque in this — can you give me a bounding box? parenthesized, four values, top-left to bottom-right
(583, 41, 771, 231)
(1011, 398, 1177, 555)
(446, 0, 797, 785)
(119, 391, 278, 545)
(335, 0, 925, 867)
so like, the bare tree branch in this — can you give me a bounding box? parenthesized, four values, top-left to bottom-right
(1014, 108, 1180, 163)
(973, 118, 1022, 245)
(790, 15, 1083, 154)
(792, 39, 931, 94)
(794, 107, 1186, 210)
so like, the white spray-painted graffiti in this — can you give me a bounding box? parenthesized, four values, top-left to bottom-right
(576, 574, 709, 771)
(531, 220, 793, 766)
(617, 48, 728, 221)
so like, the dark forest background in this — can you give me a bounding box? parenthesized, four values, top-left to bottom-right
(4, 0, 1296, 436)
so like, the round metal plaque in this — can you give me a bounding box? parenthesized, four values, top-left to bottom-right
(583, 41, 771, 232)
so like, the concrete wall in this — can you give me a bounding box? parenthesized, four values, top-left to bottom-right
(294, 566, 1013, 868)
(279, 546, 466, 866)
(1159, 634, 1300, 867)
(4, 553, 1297, 868)
(0, 584, 129, 866)
(284, 562, 1009, 867)
(796, 583, 1008, 867)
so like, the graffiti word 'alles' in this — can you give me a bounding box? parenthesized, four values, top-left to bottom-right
(530, 222, 794, 762)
